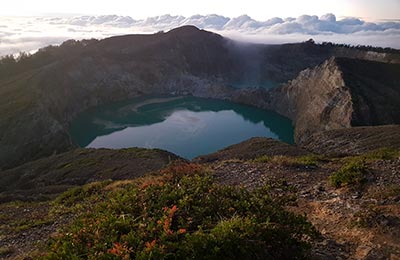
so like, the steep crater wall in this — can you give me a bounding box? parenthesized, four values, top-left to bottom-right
(267, 57, 400, 144)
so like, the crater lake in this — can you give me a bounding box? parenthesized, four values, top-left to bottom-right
(69, 96, 294, 159)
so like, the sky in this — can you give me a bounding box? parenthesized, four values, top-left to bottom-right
(1, 0, 400, 56)
(1, 0, 399, 21)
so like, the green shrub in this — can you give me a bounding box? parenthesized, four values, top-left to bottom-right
(44, 164, 317, 259)
(329, 159, 367, 188)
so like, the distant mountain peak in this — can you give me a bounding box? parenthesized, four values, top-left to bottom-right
(167, 25, 201, 34)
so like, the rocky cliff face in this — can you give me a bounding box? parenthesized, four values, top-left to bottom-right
(267, 57, 400, 144)
(267, 58, 354, 143)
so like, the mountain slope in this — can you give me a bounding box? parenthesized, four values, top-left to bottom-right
(1, 26, 400, 168)
(0, 26, 239, 169)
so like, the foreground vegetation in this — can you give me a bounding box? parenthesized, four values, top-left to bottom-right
(2, 146, 399, 259)
(44, 163, 317, 259)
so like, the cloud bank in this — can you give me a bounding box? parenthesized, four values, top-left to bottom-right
(1, 13, 400, 56)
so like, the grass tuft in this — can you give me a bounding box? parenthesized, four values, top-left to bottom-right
(329, 159, 367, 188)
(254, 154, 323, 167)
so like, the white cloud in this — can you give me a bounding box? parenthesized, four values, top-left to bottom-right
(182, 14, 230, 30)
(320, 13, 336, 23)
(1, 13, 399, 56)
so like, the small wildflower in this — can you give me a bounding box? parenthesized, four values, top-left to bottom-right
(169, 205, 178, 218)
(108, 242, 132, 260)
(145, 239, 157, 251)
(164, 219, 171, 233)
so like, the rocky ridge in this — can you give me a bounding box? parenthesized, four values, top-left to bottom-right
(302, 125, 400, 156)
(0, 147, 181, 202)
(194, 137, 309, 163)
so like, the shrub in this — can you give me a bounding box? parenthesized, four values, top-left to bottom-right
(329, 159, 367, 188)
(44, 164, 317, 259)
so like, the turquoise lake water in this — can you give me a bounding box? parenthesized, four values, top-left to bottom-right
(69, 96, 294, 159)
